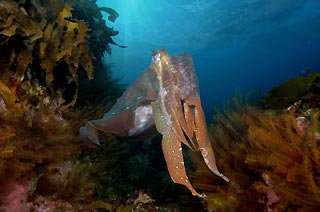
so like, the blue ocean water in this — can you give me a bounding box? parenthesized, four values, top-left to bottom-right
(98, 0, 320, 115)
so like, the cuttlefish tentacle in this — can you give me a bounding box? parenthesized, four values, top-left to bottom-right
(186, 95, 229, 182)
(183, 102, 197, 148)
(151, 100, 201, 197)
(172, 96, 195, 149)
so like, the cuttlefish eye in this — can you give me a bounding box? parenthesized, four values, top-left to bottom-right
(152, 53, 161, 61)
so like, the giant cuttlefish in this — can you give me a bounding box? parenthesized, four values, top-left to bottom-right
(80, 49, 229, 197)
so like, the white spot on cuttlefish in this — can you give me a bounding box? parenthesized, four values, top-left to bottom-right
(200, 148, 210, 165)
(171, 178, 176, 183)
(152, 53, 161, 61)
(203, 157, 210, 165)
(160, 89, 168, 100)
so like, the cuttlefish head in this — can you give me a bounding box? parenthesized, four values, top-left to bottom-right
(151, 49, 171, 75)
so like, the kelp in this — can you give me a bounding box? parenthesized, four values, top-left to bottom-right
(39, 2, 94, 109)
(0, 80, 31, 124)
(263, 72, 320, 109)
(86, 200, 137, 212)
(87, 200, 114, 211)
(1, 0, 87, 110)
(0, 0, 126, 210)
(189, 91, 320, 211)
(0, 0, 125, 120)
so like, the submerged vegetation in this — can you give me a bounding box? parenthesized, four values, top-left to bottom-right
(0, 0, 127, 210)
(0, 0, 319, 211)
(263, 72, 320, 110)
(189, 73, 320, 211)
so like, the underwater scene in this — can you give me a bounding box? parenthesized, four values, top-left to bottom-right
(0, 0, 320, 211)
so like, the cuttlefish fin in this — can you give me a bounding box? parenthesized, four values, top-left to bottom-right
(187, 96, 229, 182)
(91, 109, 134, 137)
(151, 101, 201, 197)
(80, 109, 134, 148)
(79, 122, 101, 148)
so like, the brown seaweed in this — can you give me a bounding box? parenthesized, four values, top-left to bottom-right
(263, 72, 320, 109)
(189, 92, 320, 211)
(0, 0, 124, 119)
(0, 0, 125, 210)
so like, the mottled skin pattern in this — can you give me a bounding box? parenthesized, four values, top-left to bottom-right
(80, 49, 228, 197)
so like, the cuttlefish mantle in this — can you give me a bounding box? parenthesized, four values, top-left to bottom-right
(80, 49, 229, 197)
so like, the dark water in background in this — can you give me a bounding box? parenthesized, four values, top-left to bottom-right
(97, 0, 320, 116)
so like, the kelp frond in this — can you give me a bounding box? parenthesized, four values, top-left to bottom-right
(86, 200, 137, 212)
(0, 0, 124, 120)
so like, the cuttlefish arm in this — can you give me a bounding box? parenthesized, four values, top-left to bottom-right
(185, 95, 229, 182)
(150, 50, 228, 197)
(80, 66, 159, 147)
(152, 100, 200, 196)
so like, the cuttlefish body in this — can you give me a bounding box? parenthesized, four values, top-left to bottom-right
(80, 49, 228, 197)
